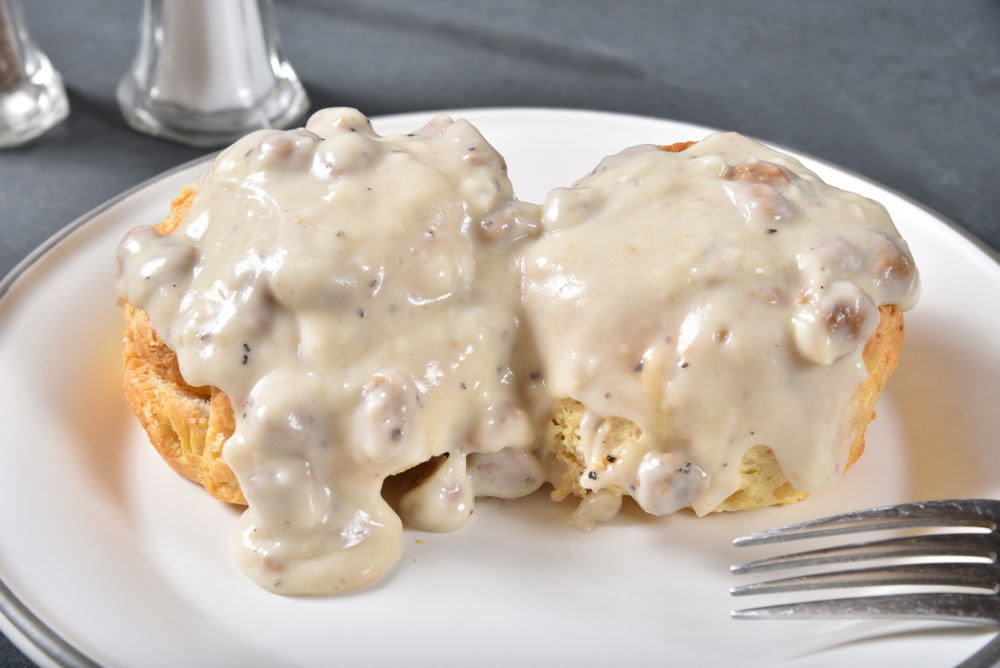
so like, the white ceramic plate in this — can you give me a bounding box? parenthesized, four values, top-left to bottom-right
(2, 109, 999, 668)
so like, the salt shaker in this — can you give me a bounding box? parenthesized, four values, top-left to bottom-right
(116, 0, 310, 148)
(0, 0, 69, 149)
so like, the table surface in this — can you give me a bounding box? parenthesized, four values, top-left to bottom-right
(1, 1, 997, 666)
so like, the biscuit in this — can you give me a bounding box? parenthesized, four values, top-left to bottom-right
(544, 305, 904, 512)
(121, 187, 245, 505)
(121, 153, 907, 515)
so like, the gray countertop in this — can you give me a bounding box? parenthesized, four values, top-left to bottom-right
(1, 1, 998, 666)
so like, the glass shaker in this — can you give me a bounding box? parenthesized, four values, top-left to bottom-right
(0, 0, 69, 149)
(117, 0, 310, 148)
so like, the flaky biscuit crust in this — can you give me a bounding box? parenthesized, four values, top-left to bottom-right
(121, 187, 244, 505)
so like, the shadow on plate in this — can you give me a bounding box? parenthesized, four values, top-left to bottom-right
(783, 619, 996, 665)
(66, 307, 136, 511)
(890, 319, 1000, 500)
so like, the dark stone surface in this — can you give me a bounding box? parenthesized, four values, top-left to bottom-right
(1, 1, 997, 665)
(0, 631, 34, 668)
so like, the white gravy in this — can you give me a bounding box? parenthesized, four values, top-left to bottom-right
(117, 109, 542, 594)
(115, 112, 919, 594)
(521, 136, 918, 515)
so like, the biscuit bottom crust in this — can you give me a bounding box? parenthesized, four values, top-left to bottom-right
(121, 188, 905, 513)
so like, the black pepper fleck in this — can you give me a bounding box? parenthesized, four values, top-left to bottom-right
(634, 360, 644, 372)
(358, 309, 365, 318)
(460, 382, 467, 389)
(767, 228, 777, 234)
(588, 471, 597, 480)
(681, 361, 689, 368)
(607, 455, 616, 463)
(530, 371, 542, 381)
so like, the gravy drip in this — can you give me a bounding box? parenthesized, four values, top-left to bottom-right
(521, 134, 918, 516)
(116, 109, 542, 594)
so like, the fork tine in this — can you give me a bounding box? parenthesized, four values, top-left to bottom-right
(732, 532, 998, 575)
(734, 500, 999, 547)
(732, 592, 1000, 623)
(731, 562, 999, 596)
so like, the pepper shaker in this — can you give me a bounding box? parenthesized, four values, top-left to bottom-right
(117, 0, 310, 148)
(0, 0, 69, 149)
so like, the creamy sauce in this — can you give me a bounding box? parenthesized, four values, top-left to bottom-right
(116, 109, 543, 594)
(521, 136, 918, 516)
(557, 489, 623, 533)
(115, 113, 919, 594)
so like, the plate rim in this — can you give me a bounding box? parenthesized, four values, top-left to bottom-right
(0, 154, 213, 668)
(1, 106, 997, 668)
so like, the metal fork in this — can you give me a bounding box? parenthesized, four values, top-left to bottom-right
(730, 499, 1000, 668)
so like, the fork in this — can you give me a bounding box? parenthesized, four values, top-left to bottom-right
(729, 499, 1000, 668)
